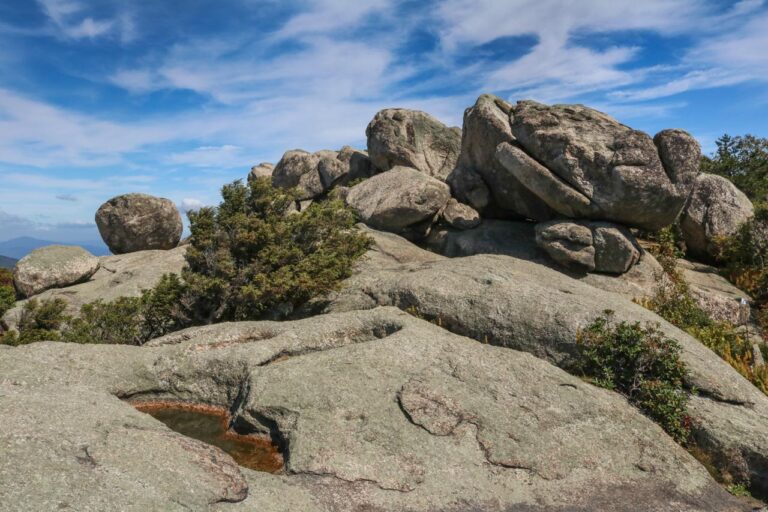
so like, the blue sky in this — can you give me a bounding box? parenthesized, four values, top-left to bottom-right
(0, 0, 767, 245)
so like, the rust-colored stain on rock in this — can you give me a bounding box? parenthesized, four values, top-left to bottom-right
(131, 400, 284, 473)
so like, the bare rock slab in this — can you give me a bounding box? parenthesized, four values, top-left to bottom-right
(0, 308, 750, 511)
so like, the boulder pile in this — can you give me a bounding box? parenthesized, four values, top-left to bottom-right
(268, 94, 753, 278)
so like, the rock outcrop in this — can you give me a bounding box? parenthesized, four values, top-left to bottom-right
(504, 101, 698, 231)
(346, 166, 450, 239)
(96, 193, 183, 254)
(366, 109, 461, 180)
(12, 245, 99, 298)
(449, 94, 552, 218)
(272, 147, 373, 200)
(680, 173, 754, 260)
(0, 308, 750, 511)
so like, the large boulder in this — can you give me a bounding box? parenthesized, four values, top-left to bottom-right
(324, 253, 768, 496)
(366, 109, 461, 180)
(272, 147, 373, 200)
(95, 194, 183, 254)
(2, 246, 187, 329)
(13, 245, 100, 298)
(504, 101, 699, 231)
(449, 94, 554, 219)
(346, 166, 450, 238)
(0, 308, 750, 511)
(680, 173, 754, 261)
(535, 220, 641, 274)
(654, 129, 702, 191)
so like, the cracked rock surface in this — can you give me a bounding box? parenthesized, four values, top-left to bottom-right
(0, 308, 749, 511)
(324, 249, 768, 496)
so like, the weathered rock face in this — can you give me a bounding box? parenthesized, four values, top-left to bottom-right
(678, 258, 754, 325)
(324, 253, 768, 496)
(680, 173, 754, 261)
(535, 220, 640, 274)
(13, 245, 99, 298)
(95, 193, 183, 254)
(654, 129, 701, 191)
(422, 220, 663, 299)
(440, 198, 481, 230)
(366, 109, 461, 180)
(2, 246, 187, 329)
(449, 94, 554, 219)
(0, 308, 749, 511)
(535, 220, 595, 272)
(346, 166, 450, 238)
(272, 147, 373, 200)
(248, 162, 274, 182)
(506, 101, 698, 231)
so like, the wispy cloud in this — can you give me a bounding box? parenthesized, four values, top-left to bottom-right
(55, 193, 78, 202)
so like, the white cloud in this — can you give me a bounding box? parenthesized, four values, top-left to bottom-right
(179, 198, 205, 213)
(36, 0, 132, 41)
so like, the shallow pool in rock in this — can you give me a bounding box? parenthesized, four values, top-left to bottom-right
(132, 402, 284, 473)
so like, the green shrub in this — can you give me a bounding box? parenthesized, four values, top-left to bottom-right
(702, 134, 768, 203)
(2, 178, 370, 346)
(1, 298, 68, 346)
(714, 204, 768, 304)
(176, 177, 370, 323)
(577, 311, 691, 443)
(641, 226, 768, 397)
(0, 268, 16, 319)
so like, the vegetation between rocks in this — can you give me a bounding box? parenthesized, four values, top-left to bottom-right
(642, 227, 768, 396)
(0, 269, 15, 319)
(576, 310, 691, 443)
(1, 178, 371, 346)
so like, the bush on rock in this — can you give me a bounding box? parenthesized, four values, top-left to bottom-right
(576, 311, 691, 443)
(578, 311, 690, 442)
(2, 178, 370, 346)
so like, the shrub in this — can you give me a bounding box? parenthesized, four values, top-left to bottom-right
(176, 177, 370, 323)
(2, 178, 371, 346)
(577, 311, 691, 443)
(642, 226, 768, 397)
(1, 298, 68, 346)
(0, 268, 15, 319)
(702, 134, 768, 203)
(714, 204, 768, 304)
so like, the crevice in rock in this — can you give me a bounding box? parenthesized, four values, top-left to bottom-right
(293, 469, 415, 493)
(691, 387, 753, 407)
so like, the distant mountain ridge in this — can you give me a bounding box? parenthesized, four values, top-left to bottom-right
(0, 254, 17, 269)
(0, 236, 110, 260)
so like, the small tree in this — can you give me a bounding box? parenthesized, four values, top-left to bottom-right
(702, 134, 768, 202)
(178, 177, 370, 323)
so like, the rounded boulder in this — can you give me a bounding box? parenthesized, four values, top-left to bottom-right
(96, 193, 183, 254)
(13, 245, 100, 298)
